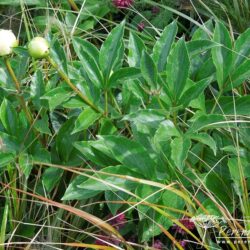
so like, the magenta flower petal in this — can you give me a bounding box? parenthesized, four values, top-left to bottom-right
(112, 0, 134, 9)
(173, 217, 195, 234)
(108, 212, 127, 230)
(137, 22, 145, 32)
(180, 240, 187, 248)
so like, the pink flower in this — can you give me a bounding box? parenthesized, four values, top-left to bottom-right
(152, 239, 163, 249)
(137, 22, 145, 32)
(116, 212, 126, 223)
(179, 240, 187, 248)
(108, 212, 127, 230)
(173, 217, 195, 235)
(112, 0, 134, 8)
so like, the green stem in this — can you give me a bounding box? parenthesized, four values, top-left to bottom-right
(4, 57, 33, 125)
(173, 111, 178, 126)
(20, 0, 37, 71)
(19, 178, 28, 221)
(67, 0, 79, 11)
(157, 95, 165, 110)
(47, 56, 101, 114)
(104, 90, 108, 116)
(5, 58, 45, 147)
(0, 200, 8, 250)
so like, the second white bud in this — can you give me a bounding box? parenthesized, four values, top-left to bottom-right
(28, 37, 50, 59)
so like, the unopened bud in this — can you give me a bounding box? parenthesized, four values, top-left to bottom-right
(0, 30, 18, 56)
(28, 37, 49, 59)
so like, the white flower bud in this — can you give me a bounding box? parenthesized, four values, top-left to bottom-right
(0, 30, 18, 56)
(28, 37, 49, 59)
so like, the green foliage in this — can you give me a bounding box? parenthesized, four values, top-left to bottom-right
(1, 3, 250, 248)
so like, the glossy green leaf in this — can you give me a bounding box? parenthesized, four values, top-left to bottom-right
(0, 132, 20, 153)
(62, 97, 85, 109)
(72, 37, 99, 64)
(128, 31, 146, 67)
(77, 165, 140, 191)
(113, 42, 124, 72)
(123, 109, 166, 124)
(227, 60, 250, 90)
(166, 38, 190, 102)
(188, 114, 227, 133)
(98, 135, 156, 178)
(136, 184, 161, 218)
(62, 175, 100, 200)
(72, 107, 101, 134)
(99, 21, 125, 78)
(31, 148, 50, 166)
(154, 120, 181, 143)
(74, 140, 120, 167)
(187, 40, 218, 57)
(212, 22, 233, 90)
(206, 96, 250, 115)
(10, 49, 29, 81)
(141, 51, 158, 89)
(195, 57, 216, 81)
(190, 133, 217, 155)
(105, 191, 129, 215)
(75, 0, 110, 21)
(189, 94, 206, 112)
(152, 20, 177, 71)
(170, 137, 191, 171)
(50, 38, 68, 75)
(234, 28, 250, 67)
(100, 118, 117, 135)
(161, 189, 185, 217)
(0, 65, 12, 88)
(73, 45, 103, 88)
(34, 115, 51, 135)
(0, 152, 15, 168)
(178, 77, 212, 107)
(0, 98, 19, 136)
(30, 70, 46, 108)
(42, 168, 64, 193)
(192, 20, 213, 41)
(41, 86, 72, 110)
(239, 123, 250, 151)
(56, 118, 79, 162)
